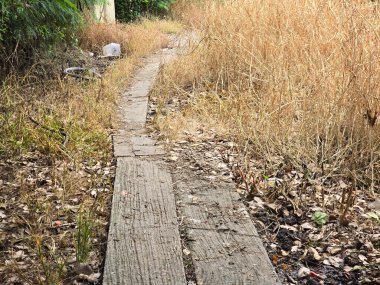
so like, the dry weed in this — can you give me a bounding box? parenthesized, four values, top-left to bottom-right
(78, 17, 180, 56)
(155, 0, 380, 189)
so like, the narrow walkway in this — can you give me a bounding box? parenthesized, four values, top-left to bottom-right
(103, 43, 280, 284)
(103, 49, 186, 285)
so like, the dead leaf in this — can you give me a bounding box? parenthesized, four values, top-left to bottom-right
(183, 248, 191, 256)
(0, 210, 6, 219)
(281, 250, 289, 256)
(328, 256, 343, 268)
(309, 247, 322, 261)
(78, 272, 101, 283)
(301, 222, 315, 230)
(327, 246, 342, 255)
(298, 266, 310, 278)
(74, 263, 93, 276)
(280, 224, 297, 232)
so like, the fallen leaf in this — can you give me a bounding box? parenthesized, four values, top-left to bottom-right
(301, 222, 315, 230)
(183, 248, 191, 256)
(328, 256, 343, 268)
(298, 267, 310, 278)
(309, 247, 322, 261)
(327, 246, 342, 255)
(78, 272, 101, 283)
(367, 212, 379, 221)
(280, 224, 298, 232)
(0, 210, 6, 219)
(291, 245, 298, 253)
(281, 250, 289, 256)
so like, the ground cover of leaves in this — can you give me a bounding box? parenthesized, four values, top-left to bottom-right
(0, 49, 117, 284)
(0, 151, 115, 284)
(148, 98, 380, 285)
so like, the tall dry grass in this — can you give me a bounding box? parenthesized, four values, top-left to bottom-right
(78, 18, 181, 56)
(155, 0, 380, 189)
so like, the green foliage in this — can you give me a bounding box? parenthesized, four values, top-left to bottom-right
(76, 207, 94, 263)
(311, 211, 329, 226)
(115, 0, 176, 22)
(0, 1, 82, 52)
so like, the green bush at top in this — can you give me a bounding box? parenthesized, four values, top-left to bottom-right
(0, 1, 82, 54)
(0, 0, 101, 72)
(115, 0, 176, 22)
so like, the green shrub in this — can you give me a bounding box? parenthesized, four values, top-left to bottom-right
(115, 0, 176, 22)
(0, 1, 81, 53)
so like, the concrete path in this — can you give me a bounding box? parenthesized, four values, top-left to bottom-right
(103, 49, 186, 285)
(103, 43, 280, 285)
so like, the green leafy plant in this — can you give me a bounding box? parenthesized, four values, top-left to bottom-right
(115, 0, 176, 22)
(312, 211, 329, 226)
(0, 0, 81, 50)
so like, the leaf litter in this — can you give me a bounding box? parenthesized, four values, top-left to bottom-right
(0, 151, 115, 284)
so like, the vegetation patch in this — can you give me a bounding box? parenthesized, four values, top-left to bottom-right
(0, 17, 177, 284)
(153, 0, 380, 284)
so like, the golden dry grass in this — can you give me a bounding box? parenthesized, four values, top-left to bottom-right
(78, 18, 182, 56)
(154, 0, 380, 188)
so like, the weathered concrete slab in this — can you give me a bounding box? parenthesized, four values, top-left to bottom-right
(103, 158, 186, 285)
(130, 136, 157, 146)
(111, 158, 178, 228)
(113, 144, 134, 157)
(104, 227, 184, 285)
(133, 145, 165, 156)
(113, 134, 164, 157)
(175, 173, 281, 285)
(123, 98, 149, 126)
(104, 50, 186, 285)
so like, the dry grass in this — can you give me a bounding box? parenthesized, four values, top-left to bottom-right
(155, 0, 380, 190)
(140, 18, 183, 34)
(78, 17, 182, 56)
